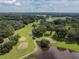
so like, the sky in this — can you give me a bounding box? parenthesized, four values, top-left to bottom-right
(0, 0, 79, 12)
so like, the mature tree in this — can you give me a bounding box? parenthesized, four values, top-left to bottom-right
(53, 25, 68, 41)
(66, 28, 79, 44)
(36, 39, 50, 48)
(32, 24, 37, 29)
(6, 20, 25, 30)
(0, 42, 13, 55)
(0, 37, 4, 43)
(9, 35, 20, 45)
(53, 19, 66, 25)
(0, 21, 15, 38)
(66, 31, 77, 43)
(40, 19, 46, 24)
(32, 28, 43, 38)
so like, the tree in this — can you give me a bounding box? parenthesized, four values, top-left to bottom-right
(32, 24, 47, 38)
(53, 19, 66, 25)
(0, 37, 4, 43)
(0, 35, 19, 55)
(40, 19, 46, 24)
(32, 28, 43, 38)
(53, 25, 68, 41)
(7, 20, 25, 30)
(36, 39, 50, 48)
(0, 42, 13, 55)
(66, 31, 77, 43)
(66, 29, 79, 44)
(32, 24, 37, 29)
(9, 35, 20, 45)
(0, 21, 15, 38)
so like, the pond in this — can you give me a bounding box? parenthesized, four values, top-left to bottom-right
(24, 46, 79, 59)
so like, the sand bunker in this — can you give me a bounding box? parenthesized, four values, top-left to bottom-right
(18, 36, 28, 50)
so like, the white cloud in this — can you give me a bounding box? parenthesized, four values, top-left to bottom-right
(0, 0, 22, 7)
(0, 0, 79, 12)
(0, 0, 16, 4)
(15, 2, 21, 6)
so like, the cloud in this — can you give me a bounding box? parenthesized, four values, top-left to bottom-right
(0, 0, 16, 4)
(0, 0, 22, 7)
(15, 2, 21, 6)
(28, 0, 79, 12)
(0, 0, 79, 12)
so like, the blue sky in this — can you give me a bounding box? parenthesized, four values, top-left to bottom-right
(0, 0, 79, 12)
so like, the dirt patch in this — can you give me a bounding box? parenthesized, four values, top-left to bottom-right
(18, 36, 28, 50)
(18, 42, 28, 50)
(19, 36, 26, 42)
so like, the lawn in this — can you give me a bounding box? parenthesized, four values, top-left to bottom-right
(37, 35, 79, 52)
(52, 42, 79, 52)
(0, 23, 36, 59)
(36, 30, 79, 52)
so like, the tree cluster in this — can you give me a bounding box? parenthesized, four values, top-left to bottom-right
(32, 17, 79, 44)
(0, 35, 20, 55)
(0, 15, 42, 55)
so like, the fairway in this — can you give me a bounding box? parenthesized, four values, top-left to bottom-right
(0, 23, 36, 59)
(36, 36, 79, 52)
(52, 42, 79, 52)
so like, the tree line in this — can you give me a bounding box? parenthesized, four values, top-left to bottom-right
(0, 15, 45, 55)
(32, 17, 79, 44)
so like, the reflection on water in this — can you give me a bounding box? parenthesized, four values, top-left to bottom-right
(24, 47, 79, 59)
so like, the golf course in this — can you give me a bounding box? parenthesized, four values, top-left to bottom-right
(0, 16, 79, 59)
(0, 23, 36, 59)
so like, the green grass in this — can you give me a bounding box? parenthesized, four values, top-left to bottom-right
(52, 42, 79, 52)
(1, 16, 79, 59)
(0, 23, 35, 59)
(45, 17, 79, 52)
(41, 35, 79, 52)
(37, 36, 79, 52)
(0, 38, 9, 45)
(36, 31, 79, 52)
(37, 35, 79, 52)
